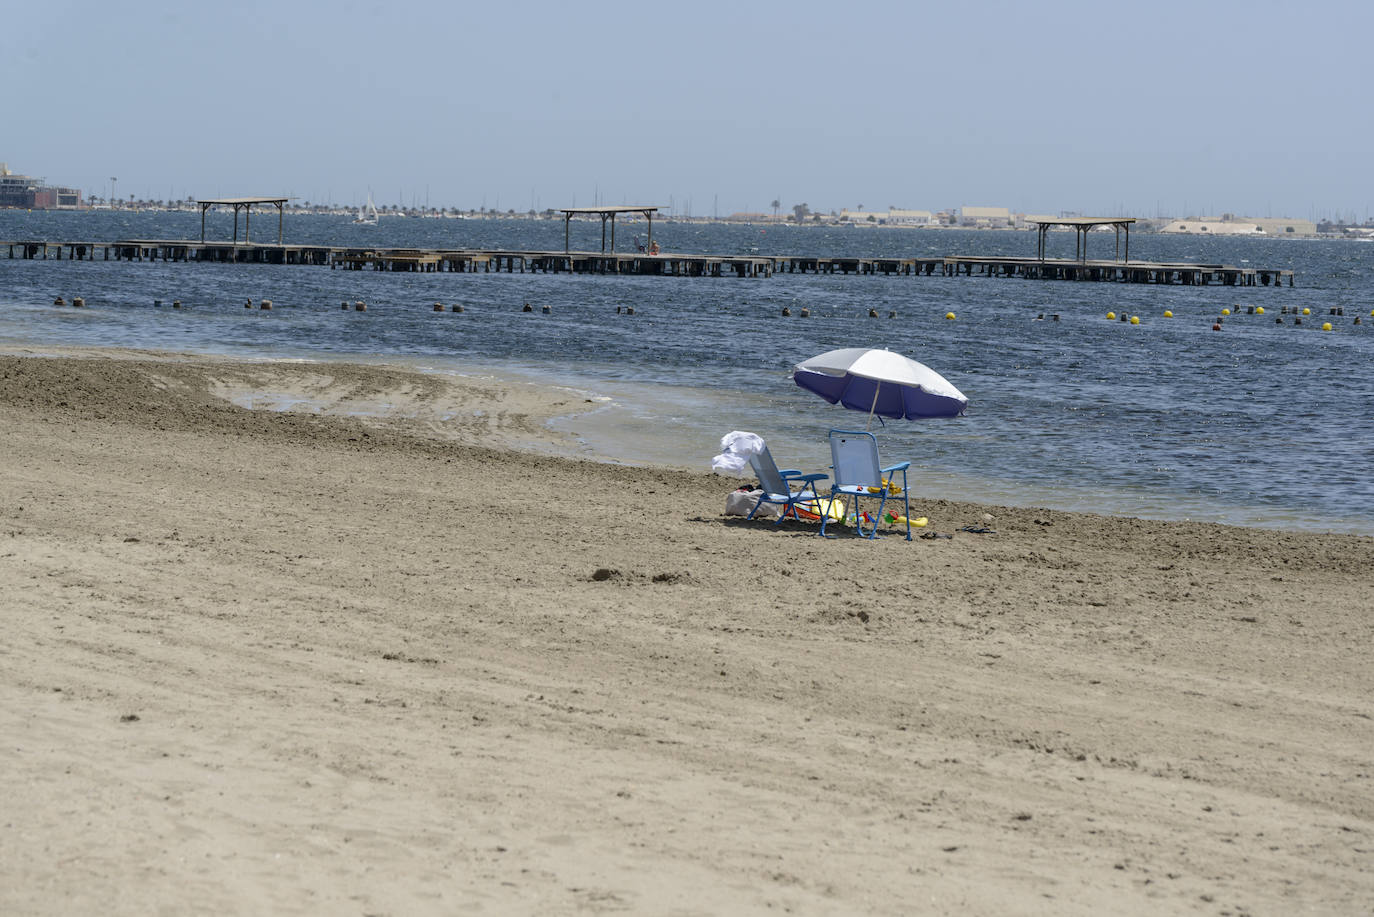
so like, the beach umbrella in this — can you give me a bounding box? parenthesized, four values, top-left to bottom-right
(793, 347, 967, 427)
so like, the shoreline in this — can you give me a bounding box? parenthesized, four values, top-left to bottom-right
(5, 343, 1371, 536)
(5, 209, 1356, 240)
(3, 349, 1371, 913)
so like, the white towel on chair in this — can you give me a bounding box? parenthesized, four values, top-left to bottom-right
(711, 430, 765, 474)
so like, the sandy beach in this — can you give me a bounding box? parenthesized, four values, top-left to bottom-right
(1, 349, 1370, 915)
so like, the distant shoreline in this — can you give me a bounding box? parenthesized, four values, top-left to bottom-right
(5, 207, 1364, 240)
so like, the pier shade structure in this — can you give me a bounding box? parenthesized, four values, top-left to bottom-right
(198, 197, 289, 245)
(1032, 217, 1135, 262)
(561, 206, 657, 254)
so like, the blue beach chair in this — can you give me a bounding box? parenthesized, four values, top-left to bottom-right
(820, 430, 912, 540)
(746, 446, 829, 525)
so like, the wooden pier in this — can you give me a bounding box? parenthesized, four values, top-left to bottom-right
(2, 238, 1295, 286)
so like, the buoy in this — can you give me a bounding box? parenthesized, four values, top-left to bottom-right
(800, 308, 810, 318)
(434, 302, 444, 312)
(260, 299, 272, 310)
(1322, 322, 1333, 331)
(354, 302, 366, 312)
(1221, 308, 1231, 315)
(1106, 311, 1116, 320)
(452, 304, 463, 312)
(72, 297, 85, 308)
(945, 312, 956, 320)
(1163, 310, 1173, 318)
(1255, 306, 1265, 315)
(1302, 307, 1311, 315)
(541, 304, 551, 314)
(1130, 315, 1140, 325)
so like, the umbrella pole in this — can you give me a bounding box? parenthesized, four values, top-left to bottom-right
(865, 382, 880, 432)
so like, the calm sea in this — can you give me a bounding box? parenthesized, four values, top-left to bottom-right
(2, 210, 1372, 534)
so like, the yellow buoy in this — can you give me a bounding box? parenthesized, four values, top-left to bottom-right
(1256, 306, 1265, 315)
(1106, 311, 1116, 320)
(1322, 322, 1333, 331)
(1163, 310, 1173, 318)
(1302, 307, 1311, 315)
(1221, 308, 1231, 315)
(945, 312, 956, 320)
(1130, 315, 1140, 325)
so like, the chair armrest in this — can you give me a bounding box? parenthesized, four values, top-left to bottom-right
(778, 469, 802, 477)
(880, 462, 911, 473)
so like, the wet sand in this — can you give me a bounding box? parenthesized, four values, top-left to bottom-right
(1, 350, 1370, 915)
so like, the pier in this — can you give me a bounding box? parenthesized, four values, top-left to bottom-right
(2, 238, 1295, 286)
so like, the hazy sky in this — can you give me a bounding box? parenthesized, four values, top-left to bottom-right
(5, 0, 1371, 219)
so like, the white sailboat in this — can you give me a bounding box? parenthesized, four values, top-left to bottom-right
(354, 192, 379, 225)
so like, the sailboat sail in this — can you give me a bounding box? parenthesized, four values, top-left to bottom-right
(354, 192, 379, 225)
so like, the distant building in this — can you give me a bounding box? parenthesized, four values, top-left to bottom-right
(957, 206, 1013, 227)
(837, 208, 937, 226)
(883, 208, 937, 226)
(1250, 217, 1318, 237)
(1160, 217, 1316, 237)
(0, 163, 82, 209)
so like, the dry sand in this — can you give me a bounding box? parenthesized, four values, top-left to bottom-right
(1, 350, 1370, 916)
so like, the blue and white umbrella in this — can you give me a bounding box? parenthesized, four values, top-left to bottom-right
(793, 347, 967, 425)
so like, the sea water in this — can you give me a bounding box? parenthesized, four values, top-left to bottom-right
(2, 210, 1371, 534)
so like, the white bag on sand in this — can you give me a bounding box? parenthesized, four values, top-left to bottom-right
(725, 489, 780, 519)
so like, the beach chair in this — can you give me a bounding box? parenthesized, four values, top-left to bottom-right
(746, 446, 829, 525)
(820, 430, 912, 540)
